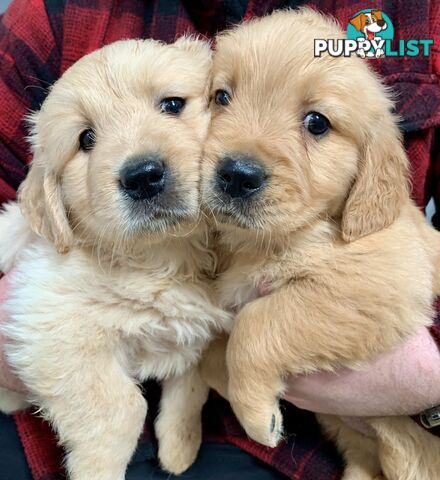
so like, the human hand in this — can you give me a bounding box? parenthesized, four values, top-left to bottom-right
(0, 273, 25, 392)
(284, 327, 440, 417)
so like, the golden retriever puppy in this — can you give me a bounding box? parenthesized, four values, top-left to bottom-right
(0, 38, 232, 479)
(201, 9, 440, 480)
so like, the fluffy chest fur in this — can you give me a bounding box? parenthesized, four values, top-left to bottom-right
(216, 207, 437, 353)
(216, 221, 337, 311)
(5, 236, 232, 384)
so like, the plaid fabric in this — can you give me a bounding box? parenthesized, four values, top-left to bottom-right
(0, 0, 439, 478)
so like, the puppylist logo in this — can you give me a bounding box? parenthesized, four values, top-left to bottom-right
(315, 9, 434, 59)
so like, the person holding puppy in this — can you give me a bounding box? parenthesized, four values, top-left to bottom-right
(0, 0, 439, 479)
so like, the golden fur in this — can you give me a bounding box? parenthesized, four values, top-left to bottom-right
(201, 9, 440, 479)
(0, 38, 233, 479)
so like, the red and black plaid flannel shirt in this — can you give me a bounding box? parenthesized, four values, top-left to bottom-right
(0, 0, 439, 479)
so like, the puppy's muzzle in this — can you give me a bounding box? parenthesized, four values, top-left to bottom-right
(216, 155, 266, 199)
(120, 155, 167, 201)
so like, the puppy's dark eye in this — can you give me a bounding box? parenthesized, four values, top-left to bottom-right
(303, 112, 330, 136)
(79, 129, 96, 151)
(160, 97, 185, 115)
(214, 90, 231, 106)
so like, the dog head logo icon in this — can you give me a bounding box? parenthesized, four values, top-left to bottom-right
(347, 9, 394, 58)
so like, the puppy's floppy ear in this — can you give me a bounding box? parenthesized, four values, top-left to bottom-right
(19, 159, 73, 254)
(349, 13, 364, 31)
(372, 10, 383, 21)
(341, 115, 409, 242)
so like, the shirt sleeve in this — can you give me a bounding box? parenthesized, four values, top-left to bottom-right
(0, 0, 61, 205)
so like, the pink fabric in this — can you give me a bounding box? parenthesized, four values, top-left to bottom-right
(0, 273, 25, 392)
(284, 327, 440, 416)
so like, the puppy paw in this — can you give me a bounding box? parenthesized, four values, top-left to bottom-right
(357, 49, 366, 59)
(236, 402, 283, 448)
(157, 418, 201, 475)
(375, 48, 385, 58)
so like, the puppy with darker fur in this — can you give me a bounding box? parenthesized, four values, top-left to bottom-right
(0, 38, 232, 479)
(201, 9, 440, 480)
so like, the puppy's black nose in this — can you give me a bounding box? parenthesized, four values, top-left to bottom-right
(377, 19, 385, 27)
(217, 156, 266, 199)
(120, 157, 166, 200)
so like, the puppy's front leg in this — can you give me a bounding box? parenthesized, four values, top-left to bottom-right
(155, 366, 209, 474)
(227, 298, 285, 447)
(38, 354, 146, 480)
(227, 279, 409, 448)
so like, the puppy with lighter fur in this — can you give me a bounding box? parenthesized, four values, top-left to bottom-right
(201, 9, 440, 480)
(0, 38, 232, 479)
